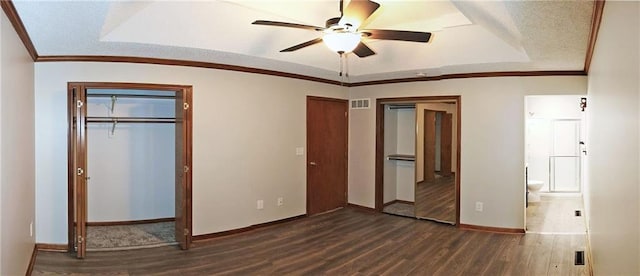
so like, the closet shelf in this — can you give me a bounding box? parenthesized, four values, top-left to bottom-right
(87, 94, 175, 99)
(387, 154, 415, 161)
(87, 117, 176, 123)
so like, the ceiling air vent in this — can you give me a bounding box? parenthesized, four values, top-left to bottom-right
(351, 98, 370, 110)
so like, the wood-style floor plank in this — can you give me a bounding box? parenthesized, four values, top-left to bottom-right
(32, 207, 589, 275)
(415, 175, 456, 222)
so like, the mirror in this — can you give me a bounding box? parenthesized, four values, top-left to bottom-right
(415, 102, 457, 224)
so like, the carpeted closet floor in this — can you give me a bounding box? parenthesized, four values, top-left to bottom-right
(382, 202, 415, 218)
(86, 222, 176, 251)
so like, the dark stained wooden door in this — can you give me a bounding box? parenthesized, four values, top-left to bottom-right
(175, 87, 193, 250)
(440, 113, 453, 176)
(307, 96, 348, 215)
(68, 84, 88, 258)
(423, 110, 437, 182)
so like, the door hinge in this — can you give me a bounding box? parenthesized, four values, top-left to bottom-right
(344, 111, 347, 117)
(77, 167, 84, 176)
(580, 97, 587, 112)
(77, 235, 84, 244)
(184, 165, 190, 173)
(76, 100, 84, 108)
(184, 228, 190, 236)
(184, 102, 190, 110)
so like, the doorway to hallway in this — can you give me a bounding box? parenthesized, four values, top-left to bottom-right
(524, 95, 587, 234)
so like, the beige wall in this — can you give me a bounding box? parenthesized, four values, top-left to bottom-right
(0, 11, 36, 275)
(585, 1, 640, 274)
(348, 76, 586, 229)
(34, 62, 346, 243)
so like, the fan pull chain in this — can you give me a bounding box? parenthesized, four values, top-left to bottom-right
(345, 53, 350, 79)
(338, 52, 350, 84)
(339, 53, 344, 78)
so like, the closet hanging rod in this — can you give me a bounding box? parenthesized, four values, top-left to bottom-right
(388, 105, 415, 110)
(387, 154, 416, 161)
(87, 117, 176, 123)
(87, 94, 176, 99)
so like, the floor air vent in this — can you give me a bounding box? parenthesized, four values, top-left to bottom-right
(575, 210, 582, 217)
(350, 99, 370, 109)
(575, 251, 585, 265)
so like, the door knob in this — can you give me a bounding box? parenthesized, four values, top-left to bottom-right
(309, 161, 317, 166)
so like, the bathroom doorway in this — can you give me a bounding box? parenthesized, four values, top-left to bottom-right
(524, 95, 587, 234)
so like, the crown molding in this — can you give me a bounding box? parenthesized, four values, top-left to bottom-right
(37, 55, 343, 86)
(584, 0, 606, 74)
(349, 70, 586, 87)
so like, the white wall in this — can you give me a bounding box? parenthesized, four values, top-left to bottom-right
(348, 76, 586, 229)
(35, 62, 346, 243)
(585, 1, 640, 274)
(382, 107, 415, 203)
(526, 95, 583, 119)
(0, 11, 36, 275)
(382, 108, 397, 203)
(86, 96, 175, 222)
(395, 109, 415, 202)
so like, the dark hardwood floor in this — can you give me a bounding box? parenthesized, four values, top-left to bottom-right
(415, 175, 456, 223)
(32, 207, 589, 275)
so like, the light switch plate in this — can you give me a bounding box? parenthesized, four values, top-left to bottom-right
(296, 147, 304, 156)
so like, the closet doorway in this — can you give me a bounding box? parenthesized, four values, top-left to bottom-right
(67, 82, 193, 258)
(375, 96, 461, 225)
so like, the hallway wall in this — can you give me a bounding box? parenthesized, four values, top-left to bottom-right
(0, 10, 36, 275)
(585, 1, 640, 274)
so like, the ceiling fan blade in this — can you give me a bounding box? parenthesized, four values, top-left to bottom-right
(280, 38, 324, 52)
(352, 42, 376, 58)
(252, 20, 324, 31)
(339, 0, 380, 29)
(364, 29, 432, 42)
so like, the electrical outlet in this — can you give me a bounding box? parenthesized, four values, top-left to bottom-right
(257, 200, 264, 210)
(475, 202, 483, 212)
(277, 197, 283, 206)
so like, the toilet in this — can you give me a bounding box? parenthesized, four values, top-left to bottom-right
(527, 180, 544, 203)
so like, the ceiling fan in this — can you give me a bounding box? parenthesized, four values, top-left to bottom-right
(252, 0, 432, 58)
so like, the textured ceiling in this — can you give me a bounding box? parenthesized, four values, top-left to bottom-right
(12, 0, 594, 83)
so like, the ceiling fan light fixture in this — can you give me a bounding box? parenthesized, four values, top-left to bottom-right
(323, 32, 361, 53)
